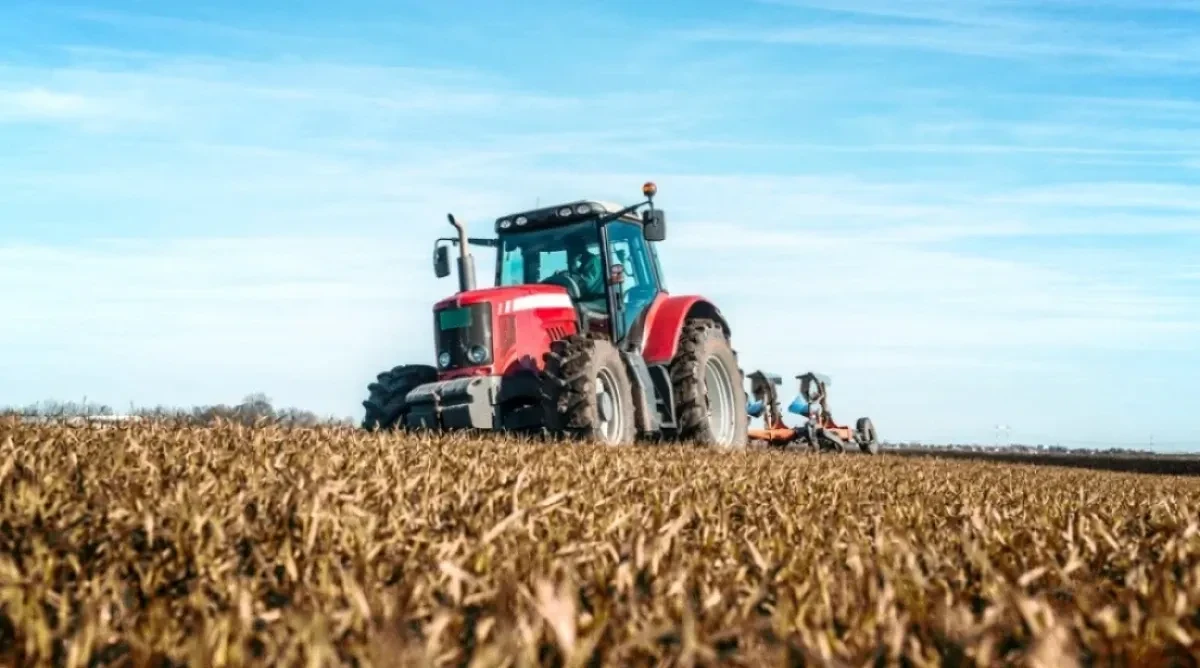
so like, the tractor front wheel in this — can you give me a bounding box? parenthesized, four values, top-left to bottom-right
(541, 334, 636, 445)
(669, 319, 749, 449)
(361, 364, 438, 430)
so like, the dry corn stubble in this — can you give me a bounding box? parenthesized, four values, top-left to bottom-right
(3, 417, 1200, 666)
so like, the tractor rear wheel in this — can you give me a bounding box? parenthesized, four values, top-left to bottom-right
(541, 334, 636, 445)
(669, 319, 748, 448)
(856, 417, 879, 455)
(361, 364, 438, 430)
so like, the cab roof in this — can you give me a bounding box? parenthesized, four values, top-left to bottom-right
(494, 199, 642, 234)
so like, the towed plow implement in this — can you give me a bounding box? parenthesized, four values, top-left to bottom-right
(745, 370, 878, 454)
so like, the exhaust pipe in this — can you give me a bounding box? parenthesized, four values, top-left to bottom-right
(447, 213, 477, 293)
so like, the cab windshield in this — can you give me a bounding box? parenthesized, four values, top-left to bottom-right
(497, 221, 604, 298)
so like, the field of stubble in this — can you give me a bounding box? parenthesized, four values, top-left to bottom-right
(3, 419, 1200, 666)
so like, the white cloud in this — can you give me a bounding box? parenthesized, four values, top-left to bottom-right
(0, 237, 442, 413)
(0, 88, 117, 121)
(680, 141, 1200, 157)
(988, 182, 1200, 212)
(5, 88, 90, 115)
(683, 0, 1200, 73)
(666, 223, 1196, 348)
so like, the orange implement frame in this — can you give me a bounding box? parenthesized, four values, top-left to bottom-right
(745, 370, 803, 446)
(745, 370, 879, 454)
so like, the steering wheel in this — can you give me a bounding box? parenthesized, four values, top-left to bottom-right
(540, 272, 582, 300)
(624, 284, 656, 310)
(541, 272, 592, 328)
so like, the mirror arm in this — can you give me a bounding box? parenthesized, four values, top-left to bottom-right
(595, 199, 652, 225)
(435, 236, 499, 248)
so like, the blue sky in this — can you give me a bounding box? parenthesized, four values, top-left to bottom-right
(2, 0, 1199, 450)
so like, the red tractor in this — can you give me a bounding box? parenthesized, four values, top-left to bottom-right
(361, 182, 749, 447)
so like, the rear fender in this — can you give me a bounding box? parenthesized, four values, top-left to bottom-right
(641, 295, 731, 365)
(620, 350, 660, 433)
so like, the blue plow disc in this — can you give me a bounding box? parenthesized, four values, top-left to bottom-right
(787, 396, 811, 417)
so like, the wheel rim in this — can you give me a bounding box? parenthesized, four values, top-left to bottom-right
(703, 356, 736, 446)
(596, 368, 624, 444)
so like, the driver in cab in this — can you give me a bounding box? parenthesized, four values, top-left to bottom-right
(538, 232, 607, 331)
(566, 237, 606, 312)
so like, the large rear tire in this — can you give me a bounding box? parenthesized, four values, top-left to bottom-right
(541, 334, 636, 445)
(668, 319, 748, 448)
(361, 364, 438, 430)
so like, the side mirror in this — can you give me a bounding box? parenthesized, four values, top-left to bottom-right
(608, 262, 625, 286)
(434, 245, 450, 278)
(642, 209, 666, 242)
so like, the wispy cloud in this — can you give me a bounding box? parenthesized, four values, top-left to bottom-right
(62, 7, 316, 43)
(683, 0, 1200, 73)
(680, 27, 1200, 72)
(0, 60, 572, 131)
(992, 182, 1200, 208)
(0, 87, 130, 122)
(757, 0, 1200, 25)
(670, 222, 1197, 342)
(0, 236, 439, 410)
(0, 87, 89, 115)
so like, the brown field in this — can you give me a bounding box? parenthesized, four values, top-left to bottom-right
(4, 419, 1200, 666)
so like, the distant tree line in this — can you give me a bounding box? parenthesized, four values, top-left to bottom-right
(887, 441, 1156, 457)
(2, 393, 354, 428)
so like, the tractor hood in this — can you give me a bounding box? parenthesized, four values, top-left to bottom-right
(433, 284, 575, 312)
(430, 283, 580, 380)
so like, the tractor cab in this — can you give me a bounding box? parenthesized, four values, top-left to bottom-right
(497, 221, 609, 334)
(431, 183, 667, 347)
(490, 194, 667, 343)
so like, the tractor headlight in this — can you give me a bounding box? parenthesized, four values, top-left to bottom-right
(467, 345, 487, 364)
(438, 352, 451, 368)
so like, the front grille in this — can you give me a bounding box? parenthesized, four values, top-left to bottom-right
(498, 315, 517, 354)
(434, 302, 493, 369)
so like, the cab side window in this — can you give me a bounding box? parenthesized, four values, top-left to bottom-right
(605, 221, 660, 339)
(608, 241, 638, 292)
